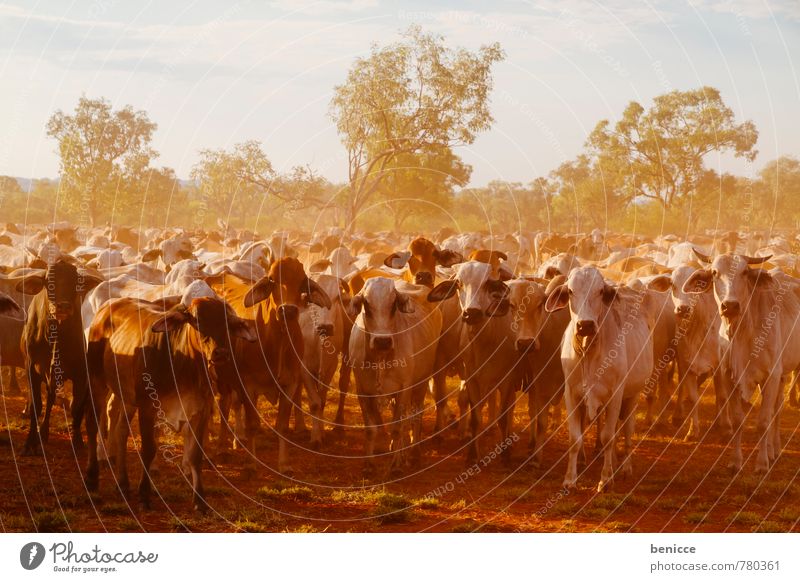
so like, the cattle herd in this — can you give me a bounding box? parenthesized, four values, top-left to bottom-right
(1, 222, 800, 514)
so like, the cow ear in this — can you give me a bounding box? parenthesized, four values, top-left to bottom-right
(141, 248, 162, 262)
(682, 269, 713, 294)
(309, 259, 331, 273)
(151, 309, 195, 333)
(15, 275, 45, 295)
(244, 277, 275, 308)
(384, 251, 411, 269)
(747, 268, 773, 289)
(427, 280, 459, 302)
(0, 293, 23, 320)
(396, 292, 415, 314)
(544, 284, 569, 312)
(498, 264, 514, 281)
(646, 275, 672, 293)
(304, 278, 332, 309)
(434, 249, 464, 267)
(493, 251, 508, 262)
(602, 284, 617, 304)
(348, 294, 365, 318)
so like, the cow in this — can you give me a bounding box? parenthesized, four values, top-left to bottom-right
(507, 278, 569, 467)
(13, 260, 104, 454)
(682, 252, 800, 472)
(427, 261, 519, 465)
(646, 265, 729, 440)
(296, 274, 351, 448)
(545, 266, 654, 491)
(85, 296, 257, 510)
(348, 277, 442, 475)
(209, 257, 330, 474)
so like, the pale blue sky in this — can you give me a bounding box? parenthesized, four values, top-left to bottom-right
(1, 0, 798, 186)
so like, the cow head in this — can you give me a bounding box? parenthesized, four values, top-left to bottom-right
(349, 277, 414, 353)
(14, 259, 103, 323)
(508, 280, 548, 353)
(244, 257, 330, 322)
(384, 237, 463, 287)
(682, 253, 772, 322)
(545, 266, 615, 344)
(427, 261, 510, 326)
(151, 297, 257, 366)
(306, 274, 349, 338)
(648, 265, 701, 319)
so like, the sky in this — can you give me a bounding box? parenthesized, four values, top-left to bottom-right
(1, 0, 799, 187)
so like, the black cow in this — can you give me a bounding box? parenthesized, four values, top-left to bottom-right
(15, 260, 102, 454)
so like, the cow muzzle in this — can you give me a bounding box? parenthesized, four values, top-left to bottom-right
(516, 337, 540, 353)
(316, 323, 334, 337)
(51, 301, 74, 323)
(414, 271, 434, 287)
(462, 308, 483, 325)
(720, 300, 740, 318)
(277, 304, 299, 322)
(575, 320, 596, 337)
(370, 335, 394, 351)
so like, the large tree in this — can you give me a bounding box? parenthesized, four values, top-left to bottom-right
(329, 25, 504, 231)
(586, 86, 758, 210)
(376, 146, 471, 230)
(756, 156, 800, 228)
(46, 96, 157, 226)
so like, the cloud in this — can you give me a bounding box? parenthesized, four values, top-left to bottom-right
(687, 0, 800, 21)
(268, 0, 379, 16)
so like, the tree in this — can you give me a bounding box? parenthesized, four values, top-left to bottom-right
(376, 146, 471, 230)
(549, 154, 627, 231)
(329, 25, 504, 232)
(586, 86, 758, 210)
(135, 167, 186, 226)
(756, 156, 800, 228)
(46, 96, 157, 226)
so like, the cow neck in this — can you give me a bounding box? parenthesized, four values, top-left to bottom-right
(723, 285, 774, 375)
(572, 300, 624, 388)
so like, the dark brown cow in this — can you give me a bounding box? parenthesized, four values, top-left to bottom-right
(15, 260, 103, 454)
(210, 257, 330, 474)
(85, 296, 256, 510)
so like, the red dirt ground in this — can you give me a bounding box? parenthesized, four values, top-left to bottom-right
(1, 374, 798, 533)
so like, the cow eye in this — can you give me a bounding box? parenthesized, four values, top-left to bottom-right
(568, 288, 574, 296)
(711, 269, 718, 277)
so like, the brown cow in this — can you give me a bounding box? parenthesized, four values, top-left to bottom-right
(210, 257, 330, 474)
(85, 296, 256, 510)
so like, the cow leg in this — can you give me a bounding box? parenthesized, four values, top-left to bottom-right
(292, 388, 309, 436)
(69, 376, 88, 450)
(276, 382, 299, 476)
(8, 366, 22, 396)
(789, 369, 800, 408)
(618, 396, 637, 480)
(727, 392, 745, 472)
(563, 389, 582, 490)
(597, 397, 621, 493)
(497, 384, 515, 467)
(529, 389, 550, 469)
(457, 382, 470, 441)
(466, 380, 483, 464)
(112, 402, 134, 500)
(84, 388, 100, 492)
(431, 370, 449, 444)
(333, 358, 351, 435)
(711, 369, 732, 438)
(306, 377, 326, 451)
(681, 372, 700, 442)
(137, 409, 157, 510)
(390, 393, 410, 476)
(216, 390, 235, 452)
(21, 366, 44, 456)
(183, 412, 209, 513)
(755, 375, 779, 473)
(357, 393, 379, 476)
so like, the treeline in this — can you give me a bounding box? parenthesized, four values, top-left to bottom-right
(1, 27, 798, 236)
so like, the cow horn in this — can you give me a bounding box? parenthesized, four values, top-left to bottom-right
(692, 248, 712, 264)
(743, 254, 771, 265)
